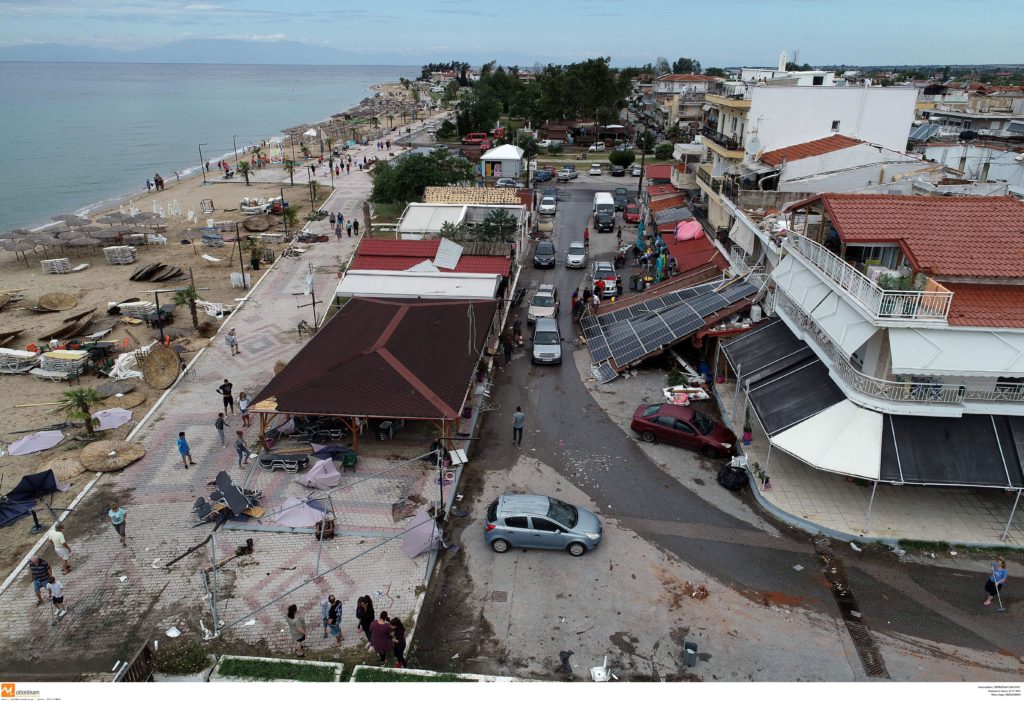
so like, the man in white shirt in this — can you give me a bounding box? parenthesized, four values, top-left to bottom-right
(45, 575, 66, 617)
(49, 523, 72, 574)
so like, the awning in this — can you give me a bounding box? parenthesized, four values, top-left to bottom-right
(889, 327, 1024, 377)
(772, 400, 882, 480)
(771, 254, 830, 311)
(728, 219, 756, 257)
(809, 291, 877, 356)
(722, 319, 815, 385)
(747, 358, 846, 435)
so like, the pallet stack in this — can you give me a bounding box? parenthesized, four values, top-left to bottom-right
(40, 349, 89, 375)
(104, 246, 137, 265)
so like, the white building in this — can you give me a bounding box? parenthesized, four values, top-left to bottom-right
(479, 144, 525, 178)
(922, 142, 1024, 188)
(653, 73, 721, 95)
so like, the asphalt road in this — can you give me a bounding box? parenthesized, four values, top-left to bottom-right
(477, 175, 1023, 660)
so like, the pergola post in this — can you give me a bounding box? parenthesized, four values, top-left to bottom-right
(341, 416, 359, 452)
(862, 480, 879, 534)
(258, 413, 270, 452)
(1001, 489, 1022, 542)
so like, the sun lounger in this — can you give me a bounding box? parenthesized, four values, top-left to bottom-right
(201, 254, 223, 264)
(256, 453, 310, 473)
(30, 368, 71, 382)
(71, 263, 90, 273)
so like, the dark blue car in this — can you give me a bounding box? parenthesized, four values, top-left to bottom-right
(533, 170, 553, 183)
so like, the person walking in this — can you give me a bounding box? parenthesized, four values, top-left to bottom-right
(234, 431, 251, 469)
(984, 557, 1008, 606)
(239, 391, 252, 428)
(325, 594, 343, 644)
(501, 332, 513, 365)
(511, 314, 523, 347)
(356, 595, 375, 647)
(28, 556, 52, 606)
(583, 227, 590, 249)
(512, 406, 525, 447)
(352, 220, 359, 236)
(217, 379, 235, 414)
(334, 223, 342, 241)
(145, 179, 152, 192)
(391, 617, 407, 668)
(214, 413, 229, 447)
(108, 502, 127, 547)
(177, 431, 196, 469)
(369, 612, 394, 666)
(346, 221, 353, 238)
(285, 604, 307, 657)
(226, 328, 239, 356)
(46, 575, 67, 619)
(49, 523, 72, 574)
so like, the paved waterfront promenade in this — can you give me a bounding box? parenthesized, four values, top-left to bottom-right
(0, 131, 434, 678)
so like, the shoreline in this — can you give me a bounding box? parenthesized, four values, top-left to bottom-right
(21, 76, 417, 233)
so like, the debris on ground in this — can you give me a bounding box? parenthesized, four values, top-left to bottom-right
(683, 582, 709, 600)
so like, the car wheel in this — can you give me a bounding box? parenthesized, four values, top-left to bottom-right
(567, 542, 586, 557)
(640, 430, 657, 443)
(490, 538, 510, 554)
(701, 445, 718, 458)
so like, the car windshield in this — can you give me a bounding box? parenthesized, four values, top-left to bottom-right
(533, 294, 554, 308)
(642, 404, 662, 417)
(547, 497, 578, 528)
(537, 241, 554, 254)
(534, 331, 559, 345)
(692, 411, 715, 435)
(542, 197, 555, 206)
(569, 244, 585, 255)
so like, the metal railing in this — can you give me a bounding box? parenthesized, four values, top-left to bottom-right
(785, 235, 952, 322)
(696, 164, 721, 193)
(776, 290, 1024, 406)
(701, 127, 743, 152)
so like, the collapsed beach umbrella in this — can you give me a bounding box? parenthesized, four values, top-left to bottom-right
(3, 239, 37, 252)
(8, 430, 65, 456)
(66, 236, 100, 248)
(91, 407, 133, 431)
(80, 439, 145, 473)
(74, 224, 104, 233)
(0, 228, 30, 239)
(43, 455, 87, 482)
(100, 392, 146, 410)
(270, 496, 326, 528)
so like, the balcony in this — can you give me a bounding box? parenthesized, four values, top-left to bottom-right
(701, 127, 743, 152)
(784, 235, 953, 323)
(696, 163, 721, 194)
(705, 92, 752, 110)
(776, 290, 1024, 408)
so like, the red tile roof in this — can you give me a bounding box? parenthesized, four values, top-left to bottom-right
(252, 298, 498, 419)
(649, 194, 688, 213)
(661, 234, 729, 276)
(647, 184, 679, 198)
(656, 74, 722, 82)
(645, 164, 673, 181)
(759, 134, 863, 167)
(352, 239, 511, 276)
(946, 283, 1024, 329)
(814, 194, 1024, 278)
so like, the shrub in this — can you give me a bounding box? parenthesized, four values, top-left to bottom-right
(352, 667, 474, 682)
(547, 143, 563, 155)
(217, 657, 335, 682)
(655, 143, 674, 160)
(152, 639, 209, 676)
(608, 150, 635, 167)
(666, 368, 684, 386)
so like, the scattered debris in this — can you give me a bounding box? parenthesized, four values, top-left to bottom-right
(850, 543, 862, 552)
(950, 551, 958, 557)
(683, 582, 709, 600)
(165, 627, 181, 638)
(793, 564, 804, 572)
(242, 620, 256, 627)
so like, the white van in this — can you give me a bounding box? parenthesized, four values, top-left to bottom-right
(593, 192, 614, 218)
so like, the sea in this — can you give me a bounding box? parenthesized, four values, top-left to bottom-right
(0, 62, 416, 232)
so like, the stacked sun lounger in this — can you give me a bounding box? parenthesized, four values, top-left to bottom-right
(41, 258, 71, 275)
(104, 246, 137, 265)
(116, 301, 157, 320)
(40, 349, 89, 375)
(0, 348, 40, 374)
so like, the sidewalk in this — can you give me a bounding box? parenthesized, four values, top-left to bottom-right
(0, 130, 435, 677)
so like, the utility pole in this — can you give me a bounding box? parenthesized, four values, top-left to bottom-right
(292, 263, 322, 329)
(198, 143, 208, 184)
(234, 223, 248, 289)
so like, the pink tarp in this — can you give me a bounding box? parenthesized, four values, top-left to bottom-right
(270, 496, 326, 528)
(296, 458, 340, 489)
(92, 408, 133, 431)
(675, 220, 703, 241)
(8, 430, 64, 456)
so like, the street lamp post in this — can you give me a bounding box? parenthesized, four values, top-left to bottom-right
(234, 223, 249, 290)
(198, 143, 209, 184)
(636, 130, 647, 200)
(232, 135, 239, 168)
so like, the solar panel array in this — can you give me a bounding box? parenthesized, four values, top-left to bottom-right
(591, 362, 619, 384)
(582, 280, 756, 369)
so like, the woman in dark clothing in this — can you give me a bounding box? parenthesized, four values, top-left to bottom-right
(391, 617, 407, 668)
(356, 595, 376, 645)
(369, 611, 394, 665)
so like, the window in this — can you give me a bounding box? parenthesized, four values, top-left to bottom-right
(831, 120, 841, 132)
(504, 516, 528, 529)
(673, 420, 696, 434)
(654, 416, 677, 428)
(531, 518, 561, 533)
(813, 76, 824, 86)
(732, 116, 738, 131)
(642, 404, 662, 417)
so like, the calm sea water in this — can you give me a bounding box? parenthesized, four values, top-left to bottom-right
(0, 62, 415, 231)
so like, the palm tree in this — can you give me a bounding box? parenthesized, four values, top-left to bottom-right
(58, 388, 102, 437)
(237, 161, 251, 186)
(325, 137, 334, 153)
(282, 205, 299, 233)
(372, 117, 380, 131)
(309, 179, 320, 202)
(284, 161, 296, 186)
(173, 284, 200, 330)
(300, 143, 310, 159)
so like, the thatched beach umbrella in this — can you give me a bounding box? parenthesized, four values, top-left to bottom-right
(80, 439, 145, 473)
(100, 392, 146, 411)
(1, 228, 31, 239)
(67, 235, 99, 247)
(3, 238, 36, 267)
(97, 213, 131, 225)
(43, 455, 87, 482)
(74, 224, 105, 233)
(91, 229, 123, 240)
(38, 292, 78, 311)
(27, 233, 61, 247)
(132, 211, 159, 221)
(141, 346, 179, 390)
(96, 380, 135, 398)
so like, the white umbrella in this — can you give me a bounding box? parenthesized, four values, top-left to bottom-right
(91, 407, 133, 431)
(8, 430, 65, 456)
(303, 128, 318, 137)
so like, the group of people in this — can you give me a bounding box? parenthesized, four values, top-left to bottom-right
(286, 594, 407, 667)
(146, 173, 165, 192)
(375, 140, 392, 151)
(331, 212, 360, 240)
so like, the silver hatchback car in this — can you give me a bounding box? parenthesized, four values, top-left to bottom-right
(485, 494, 603, 556)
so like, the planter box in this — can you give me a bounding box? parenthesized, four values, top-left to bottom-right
(349, 665, 526, 682)
(153, 654, 218, 682)
(210, 655, 344, 683)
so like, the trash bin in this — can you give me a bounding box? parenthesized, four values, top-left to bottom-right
(683, 641, 698, 667)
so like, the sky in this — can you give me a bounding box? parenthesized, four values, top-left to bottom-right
(1, 0, 1021, 67)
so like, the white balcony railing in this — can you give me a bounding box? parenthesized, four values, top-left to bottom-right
(784, 235, 952, 322)
(776, 290, 1024, 407)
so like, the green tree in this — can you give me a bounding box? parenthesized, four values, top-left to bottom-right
(310, 179, 320, 202)
(456, 86, 501, 134)
(282, 205, 299, 232)
(439, 220, 469, 242)
(436, 119, 458, 140)
(237, 160, 251, 186)
(655, 143, 674, 160)
(58, 388, 102, 438)
(637, 130, 656, 154)
(300, 143, 310, 159)
(283, 161, 296, 186)
(547, 143, 563, 155)
(516, 132, 539, 160)
(654, 56, 671, 75)
(476, 208, 518, 242)
(609, 149, 636, 167)
(705, 67, 729, 78)
(672, 57, 702, 74)
(173, 284, 201, 330)
(371, 148, 474, 203)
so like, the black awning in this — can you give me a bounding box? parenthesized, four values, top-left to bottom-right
(722, 319, 814, 384)
(881, 414, 1024, 488)
(747, 358, 845, 435)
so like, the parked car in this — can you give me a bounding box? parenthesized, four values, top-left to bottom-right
(565, 240, 587, 269)
(631, 164, 643, 176)
(538, 196, 557, 215)
(533, 238, 556, 268)
(557, 166, 578, 182)
(462, 132, 489, 145)
(542, 186, 558, 200)
(630, 403, 736, 458)
(614, 143, 635, 152)
(610, 165, 625, 177)
(591, 260, 617, 296)
(613, 187, 628, 210)
(588, 142, 606, 152)
(531, 317, 562, 365)
(537, 139, 563, 149)
(495, 177, 523, 188)
(595, 211, 614, 233)
(624, 201, 640, 224)
(533, 170, 554, 183)
(485, 494, 602, 556)
(527, 284, 559, 323)
(588, 164, 603, 176)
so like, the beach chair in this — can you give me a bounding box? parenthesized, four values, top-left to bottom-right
(192, 497, 218, 524)
(255, 453, 310, 474)
(70, 263, 90, 273)
(201, 253, 224, 266)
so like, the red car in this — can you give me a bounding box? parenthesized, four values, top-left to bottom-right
(462, 132, 489, 145)
(630, 403, 736, 458)
(624, 202, 640, 224)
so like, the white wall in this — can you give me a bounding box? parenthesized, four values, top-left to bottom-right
(746, 86, 918, 154)
(777, 143, 929, 191)
(923, 144, 1024, 186)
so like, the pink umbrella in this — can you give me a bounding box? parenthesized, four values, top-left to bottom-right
(675, 219, 703, 241)
(402, 507, 443, 557)
(8, 430, 64, 456)
(91, 407, 133, 431)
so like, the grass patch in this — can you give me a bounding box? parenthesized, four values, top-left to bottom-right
(152, 639, 209, 676)
(352, 667, 475, 682)
(217, 657, 336, 682)
(370, 201, 406, 223)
